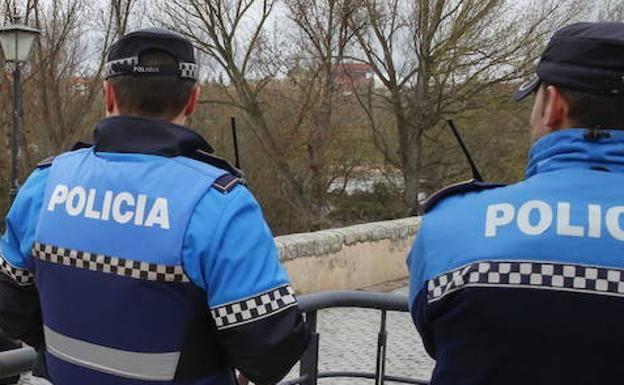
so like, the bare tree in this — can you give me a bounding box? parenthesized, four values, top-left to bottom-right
(161, 0, 341, 227)
(25, 0, 136, 155)
(349, 0, 587, 213)
(112, 0, 136, 38)
(0, 0, 138, 216)
(599, 0, 624, 21)
(284, 0, 357, 225)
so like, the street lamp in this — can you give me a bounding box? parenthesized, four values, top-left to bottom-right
(0, 20, 39, 203)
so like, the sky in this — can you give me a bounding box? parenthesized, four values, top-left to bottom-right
(6, 0, 610, 82)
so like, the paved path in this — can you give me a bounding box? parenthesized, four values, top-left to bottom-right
(19, 285, 435, 385)
(283, 285, 434, 385)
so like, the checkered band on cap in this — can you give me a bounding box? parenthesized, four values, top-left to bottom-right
(211, 285, 298, 330)
(32, 243, 189, 283)
(0, 252, 34, 286)
(105, 56, 198, 81)
(178, 63, 198, 80)
(104, 57, 139, 78)
(428, 260, 624, 303)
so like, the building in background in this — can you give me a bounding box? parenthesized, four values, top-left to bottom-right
(333, 63, 375, 93)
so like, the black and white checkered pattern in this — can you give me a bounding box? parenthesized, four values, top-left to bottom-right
(428, 260, 624, 303)
(32, 243, 189, 283)
(179, 63, 198, 80)
(0, 252, 34, 286)
(105, 56, 198, 81)
(211, 285, 298, 330)
(105, 56, 139, 78)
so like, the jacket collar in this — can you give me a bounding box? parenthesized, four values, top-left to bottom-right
(526, 128, 624, 178)
(94, 116, 214, 156)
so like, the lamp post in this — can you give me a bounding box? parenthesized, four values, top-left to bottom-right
(0, 20, 39, 203)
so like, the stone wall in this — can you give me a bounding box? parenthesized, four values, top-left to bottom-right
(276, 217, 421, 294)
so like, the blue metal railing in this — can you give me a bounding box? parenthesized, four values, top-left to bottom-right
(0, 291, 430, 384)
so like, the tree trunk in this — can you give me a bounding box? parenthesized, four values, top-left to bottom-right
(245, 103, 317, 224)
(306, 62, 334, 229)
(396, 111, 421, 215)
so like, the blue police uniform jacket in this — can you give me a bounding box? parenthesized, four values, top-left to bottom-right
(408, 128, 624, 385)
(0, 116, 309, 385)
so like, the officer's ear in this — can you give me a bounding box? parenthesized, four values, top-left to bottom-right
(103, 81, 120, 116)
(542, 85, 570, 131)
(183, 86, 201, 117)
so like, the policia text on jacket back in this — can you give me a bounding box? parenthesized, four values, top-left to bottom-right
(408, 22, 624, 385)
(0, 28, 310, 385)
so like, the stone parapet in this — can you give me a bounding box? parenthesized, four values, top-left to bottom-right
(275, 217, 421, 294)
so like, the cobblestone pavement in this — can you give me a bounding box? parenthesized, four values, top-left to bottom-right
(18, 285, 435, 385)
(283, 285, 434, 385)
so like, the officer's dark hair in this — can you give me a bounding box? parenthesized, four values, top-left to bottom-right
(108, 50, 196, 120)
(543, 81, 624, 130)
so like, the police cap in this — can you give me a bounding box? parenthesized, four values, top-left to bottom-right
(105, 28, 198, 81)
(513, 22, 624, 101)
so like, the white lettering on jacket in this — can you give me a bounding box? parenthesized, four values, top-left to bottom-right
(485, 200, 624, 240)
(47, 185, 170, 230)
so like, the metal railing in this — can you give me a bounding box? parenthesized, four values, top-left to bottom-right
(280, 291, 429, 385)
(0, 347, 35, 379)
(0, 291, 430, 385)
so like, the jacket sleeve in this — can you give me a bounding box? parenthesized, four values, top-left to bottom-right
(0, 168, 49, 348)
(183, 186, 310, 385)
(407, 220, 435, 357)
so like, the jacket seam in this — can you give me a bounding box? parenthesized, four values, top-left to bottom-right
(179, 185, 244, 291)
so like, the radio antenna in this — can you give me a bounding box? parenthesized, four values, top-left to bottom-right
(231, 117, 241, 169)
(447, 119, 483, 182)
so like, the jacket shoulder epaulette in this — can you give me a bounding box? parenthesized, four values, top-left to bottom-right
(36, 156, 55, 169)
(189, 149, 245, 194)
(212, 173, 242, 194)
(423, 179, 506, 214)
(36, 142, 93, 169)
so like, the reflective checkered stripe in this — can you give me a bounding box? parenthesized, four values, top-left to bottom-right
(178, 63, 198, 80)
(428, 260, 624, 303)
(32, 243, 189, 283)
(0, 252, 34, 286)
(211, 285, 298, 330)
(105, 56, 198, 80)
(104, 56, 139, 78)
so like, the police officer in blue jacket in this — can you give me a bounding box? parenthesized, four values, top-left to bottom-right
(408, 22, 624, 385)
(0, 28, 309, 385)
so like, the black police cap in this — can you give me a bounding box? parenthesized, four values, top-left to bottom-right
(105, 28, 198, 81)
(514, 22, 624, 101)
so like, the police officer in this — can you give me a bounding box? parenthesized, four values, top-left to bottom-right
(408, 22, 624, 385)
(0, 28, 309, 385)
